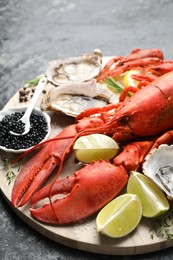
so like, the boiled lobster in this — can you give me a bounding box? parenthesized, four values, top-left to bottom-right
(96, 48, 164, 82)
(11, 49, 173, 225)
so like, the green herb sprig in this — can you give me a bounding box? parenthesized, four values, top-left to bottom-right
(1, 157, 21, 185)
(26, 76, 41, 87)
(103, 76, 124, 93)
(150, 209, 173, 239)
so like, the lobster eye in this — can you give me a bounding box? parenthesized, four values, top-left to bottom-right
(119, 115, 130, 125)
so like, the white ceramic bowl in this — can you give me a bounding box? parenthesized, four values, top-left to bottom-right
(0, 106, 51, 153)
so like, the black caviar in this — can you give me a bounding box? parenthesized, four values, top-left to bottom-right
(0, 111, 48, 150)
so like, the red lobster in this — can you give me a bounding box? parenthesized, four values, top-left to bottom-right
(96, 48, 164, 82)
(97, 48, 173, 102)
(11, 51, 173, 225)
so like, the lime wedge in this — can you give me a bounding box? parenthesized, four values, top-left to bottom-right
(127, 171, 170, 218)
(73, 134, 119, 163)
(123, 69, 140, 87)
(96, 194, 142, 238)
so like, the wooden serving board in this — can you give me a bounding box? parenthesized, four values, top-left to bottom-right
(1, 58, 173, 255)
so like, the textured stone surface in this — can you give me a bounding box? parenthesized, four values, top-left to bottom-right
(1, 0, 173, 259)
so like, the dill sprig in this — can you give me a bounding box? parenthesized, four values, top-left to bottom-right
(103, 76, 124, 93)
(26, 76, 40, 87)
(150, 209, 173, 239)
(1, 157, 21, 185)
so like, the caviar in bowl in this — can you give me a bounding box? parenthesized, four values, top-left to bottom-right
(0, 107, 51, 153)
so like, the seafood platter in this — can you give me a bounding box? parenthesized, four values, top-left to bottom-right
(2, 48, 173, 255)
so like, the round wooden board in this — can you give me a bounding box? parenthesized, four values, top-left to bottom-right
(1, 57, 173, 255)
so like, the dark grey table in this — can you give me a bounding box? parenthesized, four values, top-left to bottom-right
(1, 0, 173, 259)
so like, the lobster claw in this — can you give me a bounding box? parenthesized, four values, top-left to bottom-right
(11, 125, 77, 207)
(30, 160, 128, 224)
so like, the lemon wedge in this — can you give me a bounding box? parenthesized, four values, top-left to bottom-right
(127, 171, 170, 218)
(123, 69, 140, 87)
(96, 194, 142, 238)
(73, 134, 119, 163)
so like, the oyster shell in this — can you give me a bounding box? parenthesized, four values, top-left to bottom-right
(46, 49, 102, 85)
(41, 79, 118, 117)
(143, 144, 173, 200)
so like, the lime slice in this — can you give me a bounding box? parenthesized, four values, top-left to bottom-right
(123, 69, 140, 87)
(73, 134, 119, 163)
(112, 74, 125, 85)
(127, 171, 170, 218)
(96, 194, 142, 238)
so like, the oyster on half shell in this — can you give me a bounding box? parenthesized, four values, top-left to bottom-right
(47, 49, 102, 85)
(143, 144, 173, 200)
(41, 79, 118, 117)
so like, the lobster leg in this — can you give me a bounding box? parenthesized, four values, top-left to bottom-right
(113, 140, 155, 171)
(149, 130, 173, 150)
(76, 103, 117, 120)
(119, 48, 164, 65)
(150, 61, 173, 76)
(107, 57, 162, 79)
(30, 161, 128, 224)
(119, 86, 138, 102)
(12, 124, 77, 207)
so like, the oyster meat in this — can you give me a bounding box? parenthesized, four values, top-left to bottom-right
(47, 49, 102, 85)
(143, 144, 173, 200)
(156, 166, 173, 194)
(41, 79, 118, 117)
